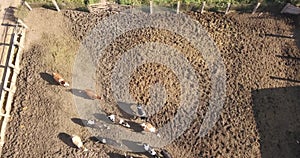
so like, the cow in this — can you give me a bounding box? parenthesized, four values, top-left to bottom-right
(107, 114, 131, 128)
(140, 122, 161, 137)
(137, 104, 147, 120)
(84, 89, 102, 100)
(71, 135, 88, 151)
(140, 122, 157, 133)
(143, 143, 159, 158)
(52, 72, 69, 87)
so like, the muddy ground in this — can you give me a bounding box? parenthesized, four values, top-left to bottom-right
(1, 6, 300, 158)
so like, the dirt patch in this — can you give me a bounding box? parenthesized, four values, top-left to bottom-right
(2, 7, 300, 158)
(2, 9, 113, 158)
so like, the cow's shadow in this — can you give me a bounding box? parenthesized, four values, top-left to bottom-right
(57, 132, 76, 148)
(40, 72, 58, 85)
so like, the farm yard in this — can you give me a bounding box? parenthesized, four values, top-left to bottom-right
(0, 0, 299, 158)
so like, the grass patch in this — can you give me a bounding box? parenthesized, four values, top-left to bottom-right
(25, 0, 102, 5)
(112, 0, 299, 10)
(39, 33, 79, 73)
(25, 0, 101, 11)
(15, 5, 29, 20)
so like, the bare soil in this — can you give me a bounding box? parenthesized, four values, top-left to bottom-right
(1, 7, 300, 158)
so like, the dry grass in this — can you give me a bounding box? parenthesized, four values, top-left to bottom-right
(15, 5, 29, 21)
(39, 33, 79, 74)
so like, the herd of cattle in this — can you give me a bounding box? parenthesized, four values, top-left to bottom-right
(52, 72, 173, 158)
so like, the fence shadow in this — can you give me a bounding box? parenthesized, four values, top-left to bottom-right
(270, 76, 300, 83)
(275, 55, 300, 61)
(265, 33, 294, 39)
(251, 86, 300, 158)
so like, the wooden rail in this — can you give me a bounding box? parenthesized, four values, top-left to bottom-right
(0, 24, 26, 155)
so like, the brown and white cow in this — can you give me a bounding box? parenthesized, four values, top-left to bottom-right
(52, 72, 69, 87)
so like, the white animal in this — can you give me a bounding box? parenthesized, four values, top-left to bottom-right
(52, 72, 69, 87)
(87, 120, 95, 125)
(108, 114, 116, 122)
(124, 153, 133, 158)
(119, 118, 131, 128)
(150, 149, 159, 158)
(137, 104, 147, 120)
(143, 143, 150, 151)
(100, 138, 107, 144)
(107, 114, 131, 128)
(71, 135, 88, 151)
(143, 143, 159, 158)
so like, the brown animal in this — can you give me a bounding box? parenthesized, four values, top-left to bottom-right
(140, 122, 161, 137)
(52, 72, 69, 87)
(84, 89, 101, 100)
(140, 122, 157, 133)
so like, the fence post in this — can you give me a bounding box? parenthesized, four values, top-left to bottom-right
(17, 19, 28, 29)
(225, 2, 231, 14)
(150, 1, 153, 14)
(200, 1, 206, 14)
(252, 2, 261, 14)
(23, 1, 32, 11)
(177, 1, 180, 14)
(52, 0, 60, 12)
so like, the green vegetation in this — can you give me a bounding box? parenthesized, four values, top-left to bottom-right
(25, 0, 300, 6)
(113, 0, 299, 13)
(15, 5, 29, 20)
(114, 0, 299, 6)
(25, 0, 102, 11)
(26, 0, 100, 4)
(26, 0, 121, 11)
